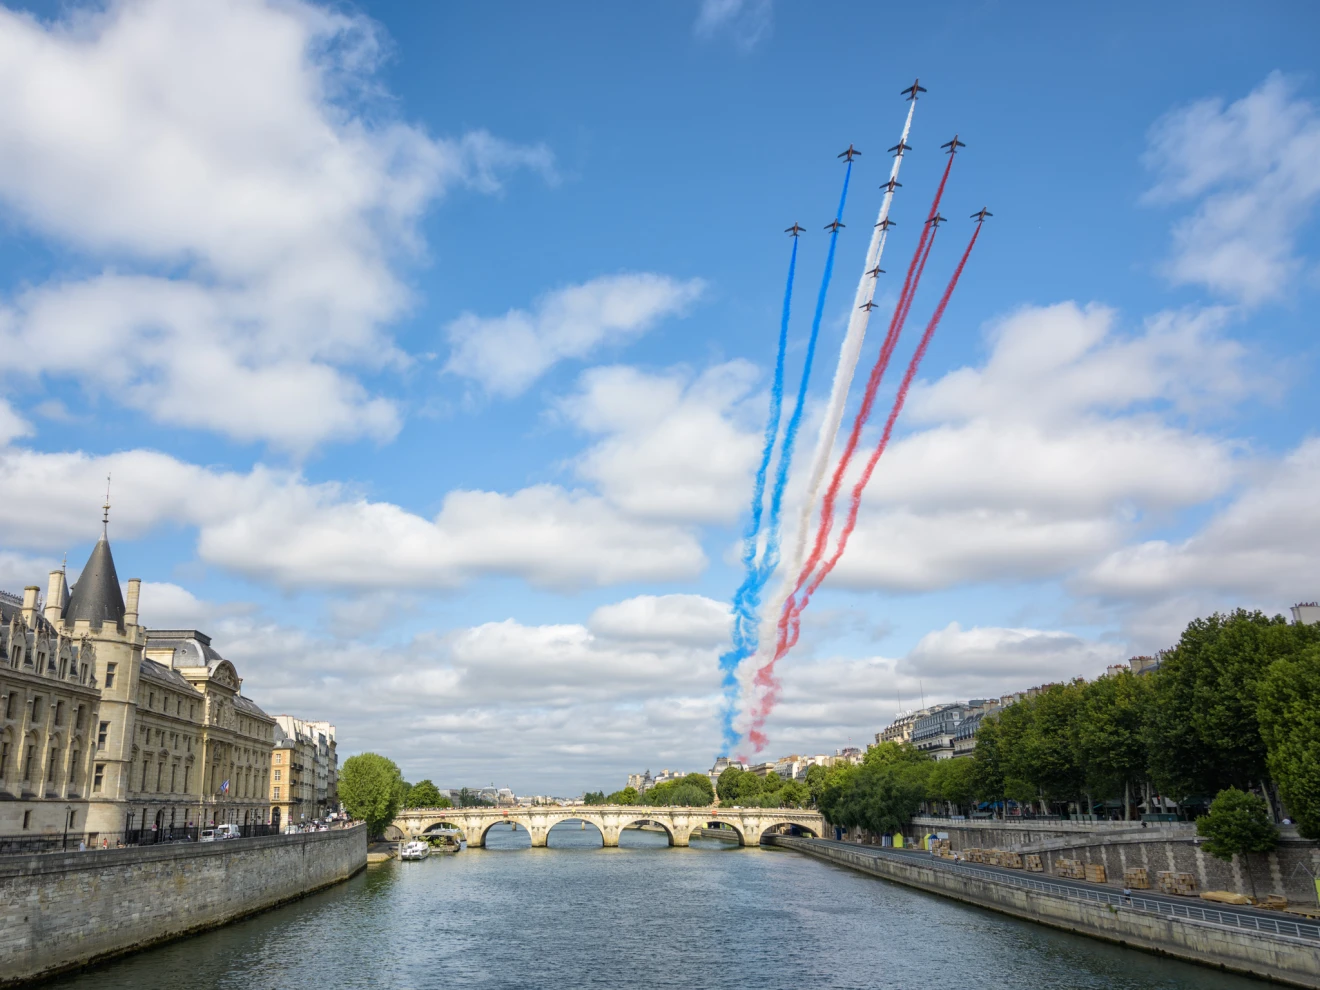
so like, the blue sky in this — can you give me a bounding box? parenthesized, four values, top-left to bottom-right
(0, 0, 1317, 793)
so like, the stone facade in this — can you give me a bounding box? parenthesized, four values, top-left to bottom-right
(0, 825, 367, 986)
(0, 588, 101, 838)
(269, 714, 337, 827)
(2, 521, 281, 841)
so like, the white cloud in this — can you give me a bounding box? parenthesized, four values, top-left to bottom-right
(0, 0, 553, 450)
(587, 594, 731, 647)
(444, 274, 705, 397)
(694, 0, 773, 52)
(1082, 437, 1320, 605)
(817, 301, 1243, 593)
(0, 399, 31, 445)
(1143, 72, 1320, 304)
(561, 361, 762, 522)
(902, 622, 1123, 682)
(0, 443, 705, 591)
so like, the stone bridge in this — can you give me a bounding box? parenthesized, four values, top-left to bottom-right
(391, 805, 825, 849)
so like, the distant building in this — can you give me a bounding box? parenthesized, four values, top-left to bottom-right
(627, 770, 653, 793)
(877, 709, 929, 746)
(911, 704, 967, 760)
(835, 747, 864, 765)
(748, 762, 776, 777)
(1293, 603, 1320, 626)
(269, 715, 338, 826)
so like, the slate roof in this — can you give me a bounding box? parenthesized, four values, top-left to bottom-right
(64, 534, 126, 630)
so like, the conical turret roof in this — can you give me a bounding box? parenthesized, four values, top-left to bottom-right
(65, 532, 125, 630)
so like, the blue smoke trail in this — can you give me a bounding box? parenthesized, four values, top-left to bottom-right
(717, 162, 853, 753)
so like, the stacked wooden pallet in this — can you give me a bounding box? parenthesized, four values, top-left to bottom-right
(1157, 871, 1198, 895)
(1084, 863, 1108, 884)
(1024, 854, 1044, 872)
(1122, 867, 1150, 889)
(1054, 858, 1085, 879)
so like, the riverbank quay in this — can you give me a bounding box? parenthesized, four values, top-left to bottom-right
(909, 817, 1320, 904)
(766, 836, 1320, 988)
(0, 824, 366, 987)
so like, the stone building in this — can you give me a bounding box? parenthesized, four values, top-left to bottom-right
(269, 715, 337, 827)
(0, 587, 101, 837)
(1, 516, 276, 841)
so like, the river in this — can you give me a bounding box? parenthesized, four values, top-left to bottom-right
(46, 823, 1269, 989)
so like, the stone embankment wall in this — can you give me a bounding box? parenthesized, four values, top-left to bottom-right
(769, 836, 1320, 989)
(0, 825, 367, 987)
(909, 817, 1320, 904)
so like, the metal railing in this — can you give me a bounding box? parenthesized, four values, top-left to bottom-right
(808, 839, 1320, 943)
(0, 822, 283, 855)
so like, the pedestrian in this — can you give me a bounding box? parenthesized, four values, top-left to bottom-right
(78, 839, 86, 852)
(1122, 887, 1133, 905)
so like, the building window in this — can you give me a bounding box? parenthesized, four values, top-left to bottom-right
(54, 701, 64, 726)
(67, 809, 77, 829)
(75, 705, 85, 730)
(3, 694, 12, 720)
(93, 764, 104, 791)
(184, 765, 191, 791)
(148, 692, 154, 709)
(69, 750, 80, 784)
(170, 765, 177, 792)
(22, 810, 31, 829)
(97, 722, 109, 749)
(142, 760, 150, 791)
(105, 663, 116, 689)
(189, 702, 195, 719)
(23, 745, 35, 781)
(274, 769, 281, 781)
(31, 696, 42, 721)
(58, 657, 67, 679)
(0, 740, 8, 779)
(273, 786, 280, 799)
(275, 753, 282, 765)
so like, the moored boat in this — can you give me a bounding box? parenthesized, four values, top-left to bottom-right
(400, 840, 430, 861)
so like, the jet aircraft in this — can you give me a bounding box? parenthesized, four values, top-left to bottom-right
(838, 144, 862, 162)
(784, 222, 806, 237)
(901, 79, 927, 101)
(874, 218, 897, 230)
(824, 219, 845, 232)
(927, 214, 948, 227)
(941, 135, 966, 155)
(970, 208, 993, 223)
(859, 300, 880, 311)
(880, 178, 902, 193)
(888, 140, 913, 156)
(867, 265, 885, 277)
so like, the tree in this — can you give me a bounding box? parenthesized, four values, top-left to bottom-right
(970, 714, 1005, 813)
(927, 758, 976, 816)
(1074, 672, 1151, 819)
(339, 753, 404, 838)
(805, 764, 828, 807)
(403, 779, 447, 809)
(1257, 647, 1320, 839)
(606, 786, 639, 805)
(1196, 787, 1278, 899)
(717, 765, 745, 802)
(582, 791, 607, 805)
(456, 787, 492, 807)
(1148, 610, 1320, 801)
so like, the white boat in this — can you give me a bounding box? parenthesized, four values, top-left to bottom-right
(400, 840, 430, 861)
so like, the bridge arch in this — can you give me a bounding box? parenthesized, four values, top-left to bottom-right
(617, 816, 675, 847)
(422, 820, 470, 844)
(690, 818, 746, 846)
(754, 819, 820, 842)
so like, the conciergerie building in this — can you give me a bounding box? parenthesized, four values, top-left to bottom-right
(0, 510, 328, 843)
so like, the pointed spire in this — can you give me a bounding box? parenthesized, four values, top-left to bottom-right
(65, 498, 126, 631)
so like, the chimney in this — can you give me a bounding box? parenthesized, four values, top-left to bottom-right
(125, 579, 141, 627)
(21, 586, 39, 627)
(44, 570, 67, 625)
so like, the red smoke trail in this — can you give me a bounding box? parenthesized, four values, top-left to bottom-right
(746, 220, 983, 749)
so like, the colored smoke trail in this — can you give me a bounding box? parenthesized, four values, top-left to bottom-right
(717, 161, 852, 751)
(780, 100, 916, 640)
(715, 235, 798, 750)
(746, 221, 984, 747)
(741, 155, 955, 752)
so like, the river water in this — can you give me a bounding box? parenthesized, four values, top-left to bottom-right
(47, 823, 1268, 990)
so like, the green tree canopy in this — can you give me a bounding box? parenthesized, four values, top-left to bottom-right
(339, 753, 404, 837)
(1257, 647, 1320, 839)
(1074, 671, 1151, 817)
(403, 779, 448, 809)
(1197, 787, 1278, 899)
(582, 791, 607, 805)
(819, 745, 931, 834)
(717, 765, 746, 801)
(606, 786, 639, 805)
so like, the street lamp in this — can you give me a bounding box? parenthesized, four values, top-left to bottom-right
(62, 804, 72, 851)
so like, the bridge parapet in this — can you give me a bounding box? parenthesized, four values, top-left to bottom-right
(394, 805, 824, 849)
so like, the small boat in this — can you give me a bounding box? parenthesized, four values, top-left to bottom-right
(400, 840, 430, 861)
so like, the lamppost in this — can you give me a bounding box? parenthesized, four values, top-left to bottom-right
(62, 804, 72, 851)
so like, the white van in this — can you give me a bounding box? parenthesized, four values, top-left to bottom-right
(200, 824, 241, 842)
